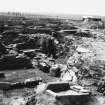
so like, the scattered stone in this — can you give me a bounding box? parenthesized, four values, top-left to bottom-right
(24, 77, 42, 88)
(8, 96, 26, 105)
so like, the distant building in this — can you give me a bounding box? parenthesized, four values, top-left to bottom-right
(83, 16, 102, 22)
(82, 16, 104, 29)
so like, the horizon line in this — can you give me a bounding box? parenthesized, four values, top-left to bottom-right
(0, 11, 104, 17)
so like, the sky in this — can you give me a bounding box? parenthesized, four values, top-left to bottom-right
(0, 0, 105, 16)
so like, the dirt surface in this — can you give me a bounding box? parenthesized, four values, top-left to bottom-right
(1, 33, 105, 105)
(0, 68, 58, 105)
(0, 16, 105, 105)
